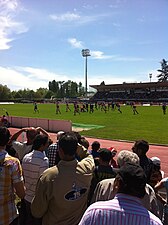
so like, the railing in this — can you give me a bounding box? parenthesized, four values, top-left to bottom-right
(8, 116, 72, 133)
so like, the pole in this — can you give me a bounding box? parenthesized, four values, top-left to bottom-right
(85, 56, 88, 98)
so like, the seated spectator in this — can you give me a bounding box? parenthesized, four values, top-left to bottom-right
(91, 150, 160, 218)
(0, 127, 25, 225)
(31, 132, 95, 225)
(79, 163, 162, 225)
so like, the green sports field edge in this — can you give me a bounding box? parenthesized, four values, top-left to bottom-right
(0, 103, 168, 145)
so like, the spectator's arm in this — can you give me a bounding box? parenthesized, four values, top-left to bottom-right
(9, 127, 28, 144)
(154, 180, 164, 192)
(36, 127, 50, 138)
(14, 181, 25, 199)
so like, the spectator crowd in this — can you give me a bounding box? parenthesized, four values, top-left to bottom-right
(0, 125, 168, 225)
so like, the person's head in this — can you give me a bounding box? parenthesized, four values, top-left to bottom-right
(57, 131, 65, 141)
(99, 148, 112, 164)
(91, 141, 100, 151)
(108, 147, 117, 158)
(151, 156, 161, 170)
(58, 132, 78, 159)
(80, 137, 89, 149)
(114, 163, 147, 198)
(32, 134, 49, 151)
(73, 131, 82, 144)
(26, 127, 38, 142)
(132, 140, 149, 157)
(0, 127, 10, 147)
(117, 150, 139, 168)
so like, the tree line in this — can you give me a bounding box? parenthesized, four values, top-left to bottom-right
(0, 80, 85, 101)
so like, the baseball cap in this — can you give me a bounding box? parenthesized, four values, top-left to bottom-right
(151, 157, 161, 166)
(118, 163, 147, 198)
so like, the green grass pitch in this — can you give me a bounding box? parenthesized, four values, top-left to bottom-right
(1, 103, 168, 145)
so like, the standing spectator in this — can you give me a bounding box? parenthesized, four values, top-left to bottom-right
(91, 150, 160, 218)
(47, 131, 64, 167)
(31, 132, 95, 225)
(132, 139, 154, 183)
(0, 127, 25, 225)
(9, 127, 49, 161)
(88, 148, 116, 205)
(79, 163, 162, 225)
(22, 134, 49, 225)
(0, 115, 10, 127)
(90, 141, 100, 166)
(150, 157, 163, 188)
(155, 178, 168, 225)
(107, 147, 118, 168)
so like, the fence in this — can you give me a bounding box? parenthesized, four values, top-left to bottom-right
(8, 116, 72, 133)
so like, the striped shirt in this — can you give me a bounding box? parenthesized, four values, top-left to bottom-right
(0, 150, 24, 225)
(22, 150, 49, 202)
(79, 193, 163, 225)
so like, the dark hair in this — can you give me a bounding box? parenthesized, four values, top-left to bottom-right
(73, 131, 82, 144)
(133, 140, 149, 154)
(99, 148, 112, 162)
(80, 138, 89, 149)
(58, 132, 78, 156)
(91, 141, 100, 151)
(32, 134, 48, 150)
(0, 127, 10, 146)
(26, 129, 38, 140)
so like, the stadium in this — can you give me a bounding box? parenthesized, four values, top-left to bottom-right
(90, 81, 168, 103)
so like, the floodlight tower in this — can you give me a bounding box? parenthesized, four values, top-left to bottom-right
(149, 73, 152, 82)
(81, 49, 91, 98)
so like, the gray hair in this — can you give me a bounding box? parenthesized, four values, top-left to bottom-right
(117, 150, 140, 167)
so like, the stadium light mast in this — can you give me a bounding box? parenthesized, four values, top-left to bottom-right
(81, 49, 91, 98)
(149, 73, 152, 82)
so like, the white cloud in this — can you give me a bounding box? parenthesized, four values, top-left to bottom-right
(49, 12, 80, 22)
(91, 51, 113, 59)
(0, 0, 28, 50)
(68, 38, 84, 49)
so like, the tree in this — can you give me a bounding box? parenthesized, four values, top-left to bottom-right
(0, 84, 11, 100)
(157, 59, 168, 82)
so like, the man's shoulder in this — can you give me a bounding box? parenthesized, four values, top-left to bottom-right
(40, 166, 58, 181)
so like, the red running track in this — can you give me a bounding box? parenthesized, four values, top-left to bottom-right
(9, 128, 168, 177)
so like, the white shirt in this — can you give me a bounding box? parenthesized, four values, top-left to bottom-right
(22, 150, 49, 202)
(12, 141, 32, 161)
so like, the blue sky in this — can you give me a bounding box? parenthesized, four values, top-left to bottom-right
(0, 0, 167, 91)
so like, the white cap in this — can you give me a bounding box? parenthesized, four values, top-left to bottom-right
(151, 157, 161, 166)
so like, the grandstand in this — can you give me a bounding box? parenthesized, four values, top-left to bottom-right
(90, 81, 168, 103)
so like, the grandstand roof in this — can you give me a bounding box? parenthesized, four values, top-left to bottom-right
(90, 81, 168, 91)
